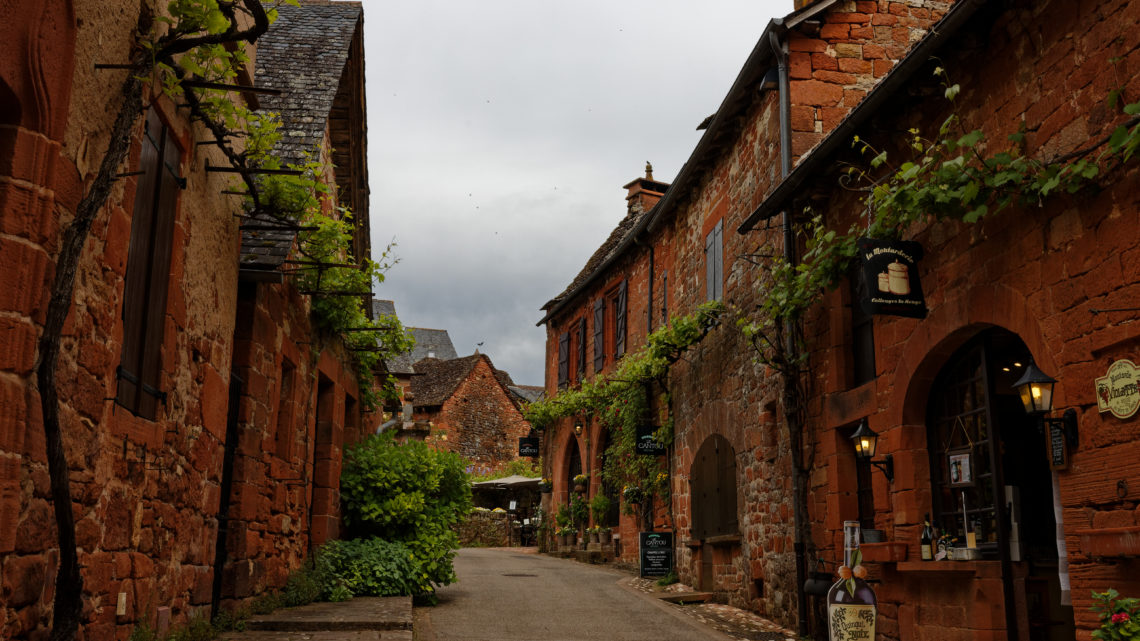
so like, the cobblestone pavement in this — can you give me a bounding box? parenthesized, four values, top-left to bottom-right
(626, 578, 798, 641)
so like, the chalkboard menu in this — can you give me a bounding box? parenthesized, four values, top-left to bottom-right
(1047, 423, 1067, 470)
(639, 531, 673, 578)
(518, 437, 540, 458)
(636, 425, 666, 456)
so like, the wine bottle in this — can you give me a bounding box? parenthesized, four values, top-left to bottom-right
(827, 520, 877, 641)
(920, 514, 933, 561)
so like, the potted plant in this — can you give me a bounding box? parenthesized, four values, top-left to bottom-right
(589, 493, 611, 525)
(570, 494, 589, 530)
(555, 503, 571, 530)
(538, 478, 553, 493)
(622, 485, 643, 505)
(572, 473, 589, 493)
(599, 526, 613, 545)
(558, 526, 576, 548)
(588, 525, 601, 544)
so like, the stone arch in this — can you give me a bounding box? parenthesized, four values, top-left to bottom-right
(0, 0, 76, 138)
(890, 283, 1054, 428)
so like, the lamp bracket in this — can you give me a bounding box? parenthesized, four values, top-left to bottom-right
(1043, 408, 1079, 449)
(870, 454, 894, 483)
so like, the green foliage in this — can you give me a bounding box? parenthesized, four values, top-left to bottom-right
(149, 0, 414, 410)
(589, 493, 611, 523)
(655, 571, 679, 587)
(1093, 590, 1140, 641)
(524, 302, 724, 500)
(555, 503, 572, 528)
(340, 433, 472, 592)
(315, 538, 423, 598)
(742, 70, 1140, 370)
(569, 493, 589, 527)
(468, 458, 541, 483)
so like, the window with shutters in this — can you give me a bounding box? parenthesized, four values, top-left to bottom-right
(704, 220, 724, 302)
(592, 298, 605, 374)
(557, 330, 570, 389)
(574, 318, 586, 383)
(850, 272, 876, 386)
(690, 434, 738, 539)
(274, 359, 296, 460)
(116, 108, 182, 420)
(612, 280, 627, 360)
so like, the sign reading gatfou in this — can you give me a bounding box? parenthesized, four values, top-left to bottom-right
(1096, 359, 1140, 420)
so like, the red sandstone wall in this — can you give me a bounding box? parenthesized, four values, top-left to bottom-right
(429, 357, 533, 472)
(794, 0, 1140, 638)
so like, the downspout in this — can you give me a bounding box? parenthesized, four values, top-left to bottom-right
(769, 28, 809, 638)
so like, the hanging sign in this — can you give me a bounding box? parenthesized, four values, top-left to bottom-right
(1047, 422, 1068, 470)
(518, 437, 540, 457)
(635, 424, 667, 456)
(1095, 359, 1140, 420)
(857, 238, 928, 319)
(639, 531, 673, 578)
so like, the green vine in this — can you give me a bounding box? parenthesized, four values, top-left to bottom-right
(525, 301, 724, 504)
(152, 0, 414, 409)
(742, 69, 1140, 363)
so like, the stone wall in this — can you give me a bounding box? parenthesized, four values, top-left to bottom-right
(458, 509, 510, 548)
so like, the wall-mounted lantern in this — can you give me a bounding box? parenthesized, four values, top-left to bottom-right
(851, 419, 894, 482)
(1013, 362, 1078, 449)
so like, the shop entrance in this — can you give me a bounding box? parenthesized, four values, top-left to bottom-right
(925, 328, 1074, 641)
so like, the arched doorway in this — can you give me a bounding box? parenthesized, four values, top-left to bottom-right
(691, 434, 738, 590)
(925, 328, 1074, 640)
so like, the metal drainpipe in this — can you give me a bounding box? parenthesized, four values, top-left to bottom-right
(769, 28, 809, 638)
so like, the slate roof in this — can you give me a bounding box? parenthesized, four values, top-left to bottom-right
(240, 1, 362, 273)
(410, 355, 484, 407)
(509, 385, 544, 404)
(372, 300, 415, 375)
(408, 328, 459, 362)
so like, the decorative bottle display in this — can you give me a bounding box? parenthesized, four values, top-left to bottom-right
(827, 520, 877, 641)
(920, 514, 934, 561)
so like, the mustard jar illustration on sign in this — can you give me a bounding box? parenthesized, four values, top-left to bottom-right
(877, 260, 910, 296)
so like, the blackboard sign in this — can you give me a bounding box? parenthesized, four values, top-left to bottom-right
(518, 437, 540, 458)
(1047, 423, 1067, 470)
(639, 531, 673, 578)
(857, 237, 927, 319)
(636, 425, 666, 456)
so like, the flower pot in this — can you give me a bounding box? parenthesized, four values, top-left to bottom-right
(600, 531, 613, 545)
(574, 483, 586, 494)
(589, 532, 600, 544)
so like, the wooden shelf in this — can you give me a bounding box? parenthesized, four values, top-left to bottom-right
(896, 560, 985, 574)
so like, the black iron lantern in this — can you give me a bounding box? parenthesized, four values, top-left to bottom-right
(1012, 362, 1057, 415)
(851, 419, 893, 482)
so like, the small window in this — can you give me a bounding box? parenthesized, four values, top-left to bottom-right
(557, 331, 569, 388)
(704, 220, 723, 302)
(592, 298, 605, 373)
(116, 108, 182, 420)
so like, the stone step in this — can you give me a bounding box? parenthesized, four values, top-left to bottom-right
(219, 631, 412, 641)
(242, 597, 413, 632)
(656, 591, 716, 604)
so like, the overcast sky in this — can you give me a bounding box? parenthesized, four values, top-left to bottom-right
(364, 0, 790, 386)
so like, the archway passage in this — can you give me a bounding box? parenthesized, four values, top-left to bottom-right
(925, 328, 1074, 640)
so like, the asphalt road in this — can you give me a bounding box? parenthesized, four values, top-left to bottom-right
(418, 548, 727, 641)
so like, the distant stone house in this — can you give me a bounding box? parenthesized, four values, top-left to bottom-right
(410, 354, 534, 474)
(0, 1, 377, 638)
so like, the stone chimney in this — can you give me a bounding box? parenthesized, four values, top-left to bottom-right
(623, 162, 670, 216)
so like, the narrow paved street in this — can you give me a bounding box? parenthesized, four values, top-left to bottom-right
(417, 548, 728, 641)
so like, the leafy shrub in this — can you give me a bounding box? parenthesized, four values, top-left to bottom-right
(569, 494, 589, 527)
(589, 493, 611, 524)
(340, 433, 472, 591)
(316, 538, 422, 598)
(1093, 589, 1140, 640)
(555, 503, 572, 528)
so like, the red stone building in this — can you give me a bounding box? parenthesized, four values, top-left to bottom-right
(410, 354, 535, 475)
(0, 1, 380, 638)
(541, 0, 1140, 638)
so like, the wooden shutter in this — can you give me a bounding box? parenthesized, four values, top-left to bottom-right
(117, 109, 179, 419)
(592, 299, 604, 372)
(718, 441, 738, 534)
(615, 280, 627, 358)
(576, 318, 587, 380)
(705, 222, 724, 302)
(557, 331, 569, 388)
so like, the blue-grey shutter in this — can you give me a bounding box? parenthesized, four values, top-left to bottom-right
(593, 299, 605, 372)
(576, 319, 587, 379)
(557, 331, 569, 388)
(615, 280, 627, 358)
(706, 221, 723, 301)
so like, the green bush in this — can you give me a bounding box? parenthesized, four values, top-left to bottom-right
(340, 433, 472, 591)
(555, 503, 572, 528)
(569, 494, 589, 527)
(589, 493, 611, 524)
(316, 538, 422, 598)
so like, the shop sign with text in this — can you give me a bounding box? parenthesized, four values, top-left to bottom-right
(857, 237, 927, 319)
(1096, 359, 1140, 420)
(518, 437, 540, 457)
(639, 531, 673, 578)
(636, 424, 666, 456)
